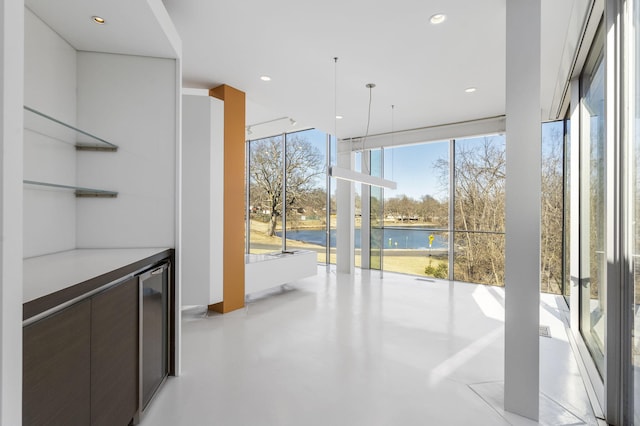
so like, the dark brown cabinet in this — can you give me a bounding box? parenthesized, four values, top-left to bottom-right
(23, 300, 92, 426)
(23, 279, 140, 426)
(23, 250, 174, 426)
(91, 277, 139, 426)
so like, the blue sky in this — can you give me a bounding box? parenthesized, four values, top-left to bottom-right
(292, 120, 564, 201)
(383, 141, 450, 200)
(295, 129, 451, 200)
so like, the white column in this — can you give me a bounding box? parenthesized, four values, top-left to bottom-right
(0, 0, 23, 424)
(336, 148, 354, 273)
(504, 0, 540, 420)
(181, 95, 224, 306)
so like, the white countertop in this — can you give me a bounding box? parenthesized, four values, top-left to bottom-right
(23, 248, 170, 304)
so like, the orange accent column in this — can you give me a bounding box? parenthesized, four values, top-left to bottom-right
(208, 84, 245, 313)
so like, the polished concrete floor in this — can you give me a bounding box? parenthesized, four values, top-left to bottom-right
(141, 267, 600, 426)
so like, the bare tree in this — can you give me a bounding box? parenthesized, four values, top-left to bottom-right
(249, 135, 324, 236)
(419, 194, 447, 225)
(435, 137, 506, 286)
(304, 187, 329, 222)
(433, 133, 565, 290)
(385, 195, 418, 221)
(541, 130, 564, 293)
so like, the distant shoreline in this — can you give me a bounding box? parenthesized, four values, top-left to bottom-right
(285, 223, 444, 232)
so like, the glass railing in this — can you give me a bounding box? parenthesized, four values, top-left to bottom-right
(373, 226, 506, 285)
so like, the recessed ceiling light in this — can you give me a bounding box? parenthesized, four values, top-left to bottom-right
(92, 16, 105, 24)
(465, 87, 477, 93)
(260, 76, 271, 82)
(336, 115, 343, 120)
(430, 14, 446, 24)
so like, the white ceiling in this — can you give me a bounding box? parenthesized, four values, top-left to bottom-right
(164, 0, 584, 141)
(25, 0, 587, 141)
(26, 0, 180, 59)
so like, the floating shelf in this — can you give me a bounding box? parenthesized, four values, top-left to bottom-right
(23, 180, 118, 198)
(24, 106, 118, 151)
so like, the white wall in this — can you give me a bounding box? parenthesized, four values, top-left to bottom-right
(23, 16, 178, 254)
(75, 52, 176, 248)
(210, 96, 223, 305)
(23, 8, 77, 257)
(0, 0, 23, 423)
(181, 94, 223, 305)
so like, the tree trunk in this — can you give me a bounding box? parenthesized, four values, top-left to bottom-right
(268, 214, 278, 237)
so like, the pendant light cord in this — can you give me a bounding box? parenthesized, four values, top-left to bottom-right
(362, 83, 375, 174)
(391, 104, 395, 181)
(333, 57, 338, 156)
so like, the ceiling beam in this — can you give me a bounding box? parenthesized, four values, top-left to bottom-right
(339, 115, 505, 152)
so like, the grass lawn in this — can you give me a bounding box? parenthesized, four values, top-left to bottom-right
(382, 254, 448, 277)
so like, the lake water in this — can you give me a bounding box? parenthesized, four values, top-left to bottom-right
(278, 227, 448, 250)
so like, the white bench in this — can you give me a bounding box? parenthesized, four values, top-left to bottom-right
(245, 250, 317, 295)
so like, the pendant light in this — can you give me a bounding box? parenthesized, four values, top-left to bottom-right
(328, 58, 397, 190)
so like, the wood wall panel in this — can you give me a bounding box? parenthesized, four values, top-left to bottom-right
(209, 84, 245, 313)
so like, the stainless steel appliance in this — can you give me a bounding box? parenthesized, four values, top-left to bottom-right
(138, 262, 170, 413)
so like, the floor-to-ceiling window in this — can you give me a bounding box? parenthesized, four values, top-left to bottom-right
(329, 135, 337, 264)
(580, 28, 606, 375)
(247, 129, 328, 263)
(370, 149, 384, 270)
(354, 151, 362, 268)
(381, 142, 450, 278)
(362, 130, 566, 292)
(248, 135, 285, 254)
(453, 135, 506, 286)
(563, 112, 571, 301)
(365, 131, 569, 291)
(280, 129, 327, 260)
(541, 120, 566, 295)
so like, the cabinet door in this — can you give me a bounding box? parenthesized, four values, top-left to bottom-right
(91, 277, 139, 426)
(23, 300, 91, 426)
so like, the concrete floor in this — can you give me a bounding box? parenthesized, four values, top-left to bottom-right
(141, 267, 600, 426)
